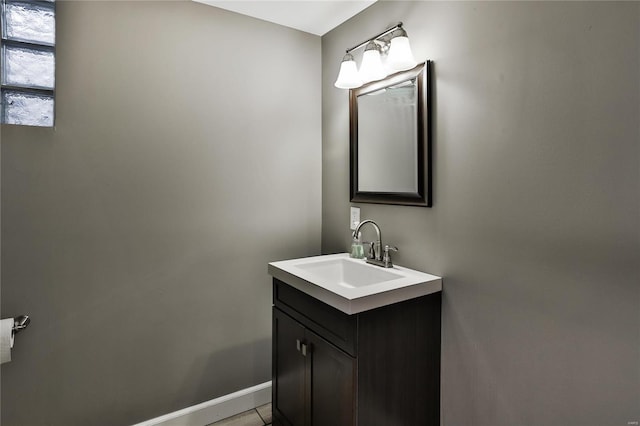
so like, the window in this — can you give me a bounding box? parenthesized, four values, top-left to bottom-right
(1, 0, 55, 127)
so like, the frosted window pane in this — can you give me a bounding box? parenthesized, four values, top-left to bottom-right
(4, 2, 55, 45)
(2, 90, 54, 127)
(3, 45, 55, 89)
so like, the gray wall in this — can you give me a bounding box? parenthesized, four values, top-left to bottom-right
(322, 2, 639, 425)
(1, 2, 321, 425)
(0, 75, 2, 426)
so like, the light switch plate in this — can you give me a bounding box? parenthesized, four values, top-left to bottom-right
(350, 206, 360, 230)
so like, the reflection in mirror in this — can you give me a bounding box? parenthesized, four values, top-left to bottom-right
(350, 61, 432, 207)
(358, 79, 418, 193)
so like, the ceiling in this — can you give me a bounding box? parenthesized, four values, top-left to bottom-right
(193, 0, 377, 36)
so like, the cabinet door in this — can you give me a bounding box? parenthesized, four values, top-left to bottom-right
(273, 308, 306, 426)
(307, 329, 356, 426)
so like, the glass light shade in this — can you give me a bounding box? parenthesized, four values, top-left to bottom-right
(334, 53, 363, 89)
(359, 43, 387, 83)
(387, 33, 418, 72)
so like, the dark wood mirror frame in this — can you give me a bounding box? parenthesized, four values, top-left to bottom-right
(350, 60, 432, 207)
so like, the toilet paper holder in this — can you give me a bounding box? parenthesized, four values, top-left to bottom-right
(12, 315, 30, 335)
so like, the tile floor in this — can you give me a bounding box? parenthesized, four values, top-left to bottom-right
(207, 403, 272, 426)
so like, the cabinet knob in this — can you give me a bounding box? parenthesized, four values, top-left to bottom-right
(296, 339, 301, 352)
(301, 343, 307, 357)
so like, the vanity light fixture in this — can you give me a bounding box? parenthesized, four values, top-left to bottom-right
(334, 22, 418, 90)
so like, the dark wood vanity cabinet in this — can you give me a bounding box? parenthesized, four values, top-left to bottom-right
(273, 309, 356, 426)
(272, 278, 441, 426)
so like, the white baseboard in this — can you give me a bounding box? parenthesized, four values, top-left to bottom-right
(133, 381, 272, 426)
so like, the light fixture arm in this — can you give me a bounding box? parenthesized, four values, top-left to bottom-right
(344, 22, 403, 54)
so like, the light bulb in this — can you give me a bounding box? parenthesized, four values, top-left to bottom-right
(334, 53, 363, 89)
(386, 28, 418, 72)
(359, 41, 387, 83)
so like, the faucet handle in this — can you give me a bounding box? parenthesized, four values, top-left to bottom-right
(384, 245, 398, 252)
(383, 245, 398, 267)
(363, 241, 376, 259)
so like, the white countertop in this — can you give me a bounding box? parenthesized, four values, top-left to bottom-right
(268, 253, 442, 314)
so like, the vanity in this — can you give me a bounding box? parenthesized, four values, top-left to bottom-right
(268, 253, 442, 426)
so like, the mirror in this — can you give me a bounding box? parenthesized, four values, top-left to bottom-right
(350, 61, 432, 207)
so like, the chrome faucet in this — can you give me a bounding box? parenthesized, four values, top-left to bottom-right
(352, 219, 398, 268)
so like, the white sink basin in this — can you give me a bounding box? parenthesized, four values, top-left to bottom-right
(268, 253, 442, 314)
(295, 258, 403, 288)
